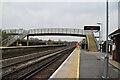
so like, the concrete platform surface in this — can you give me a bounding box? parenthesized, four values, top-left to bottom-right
(80, 50, 120, 78)
(0, 45, 64, 49)
(49, 47, 80, 79)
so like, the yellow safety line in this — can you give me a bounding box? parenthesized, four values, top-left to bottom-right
(76, 47, 80, 80)
(66, 47, 80, 79)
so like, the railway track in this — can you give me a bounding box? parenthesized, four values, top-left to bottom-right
(2, 46, 69, 68)
(2, 45, 66, 59)
(2, 45, 75, 80)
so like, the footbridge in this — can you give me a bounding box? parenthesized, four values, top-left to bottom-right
(1, 28, 98, 52)
(4, 28, 86, 36)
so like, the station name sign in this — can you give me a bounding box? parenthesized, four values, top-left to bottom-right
(84, 26, 100, 30)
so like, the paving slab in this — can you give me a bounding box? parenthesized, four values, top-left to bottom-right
(80, 50, 120, 79)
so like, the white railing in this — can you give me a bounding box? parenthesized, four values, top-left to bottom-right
(3, 28, 85, 35)
(4, 29, 25, 34)
(29, 28, 84, 35)
(1, 30, 29, 46)
(0, 35, 16, 46)
(94, 36, 99, 50)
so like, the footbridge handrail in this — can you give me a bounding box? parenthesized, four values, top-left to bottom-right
(1, 30, 29, 46)
(0, 35, 16, 46)
(29, 28, 84, 35)
(93, 35, 99, 50)
(3, 28, 85, 35)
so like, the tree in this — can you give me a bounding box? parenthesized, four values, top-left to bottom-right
(48, 39, 52, 42)
(1, 30, 9, 41)
(30, 38, 39, 41)
(81, 38, 86, 44)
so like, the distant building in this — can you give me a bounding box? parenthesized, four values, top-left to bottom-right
(109, 29, 120, 63)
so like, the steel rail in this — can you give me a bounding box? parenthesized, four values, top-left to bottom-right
(18, 47, 75, 80)
(2, 46, 75, 80)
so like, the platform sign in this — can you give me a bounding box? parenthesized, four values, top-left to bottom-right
(84, 26, 100, 30)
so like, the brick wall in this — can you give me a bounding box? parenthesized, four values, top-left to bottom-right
(114, 35, 120, 63)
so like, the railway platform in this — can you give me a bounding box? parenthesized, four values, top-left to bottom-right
(49, 47, 80, 79)
(49, 48, 120, 79)
(0, 45, 65, 49)
(80, 50, 120, 79)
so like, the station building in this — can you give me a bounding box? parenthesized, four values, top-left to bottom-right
(109, 29, 120, 63)
(108, 1, 120, 63)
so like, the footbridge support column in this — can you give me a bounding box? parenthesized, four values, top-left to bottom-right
(27, 36, 29, 46)
(16, 41, 19, 46)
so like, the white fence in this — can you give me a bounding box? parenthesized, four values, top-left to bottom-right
(29, 28, 84, 35)
(3, 28, 85, 35)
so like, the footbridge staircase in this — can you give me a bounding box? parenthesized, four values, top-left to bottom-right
(85, 31, 98, 52)
(1, 30, 29, 46)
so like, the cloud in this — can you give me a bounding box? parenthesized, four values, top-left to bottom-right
(2, 2, 118, 41)
(1, 0, 120, 2)
(2, 2, 106, 29)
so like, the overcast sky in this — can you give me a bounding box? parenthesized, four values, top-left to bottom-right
(1, 0, 119, 42)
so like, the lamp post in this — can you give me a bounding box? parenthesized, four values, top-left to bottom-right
(102, 0, 109, 78)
